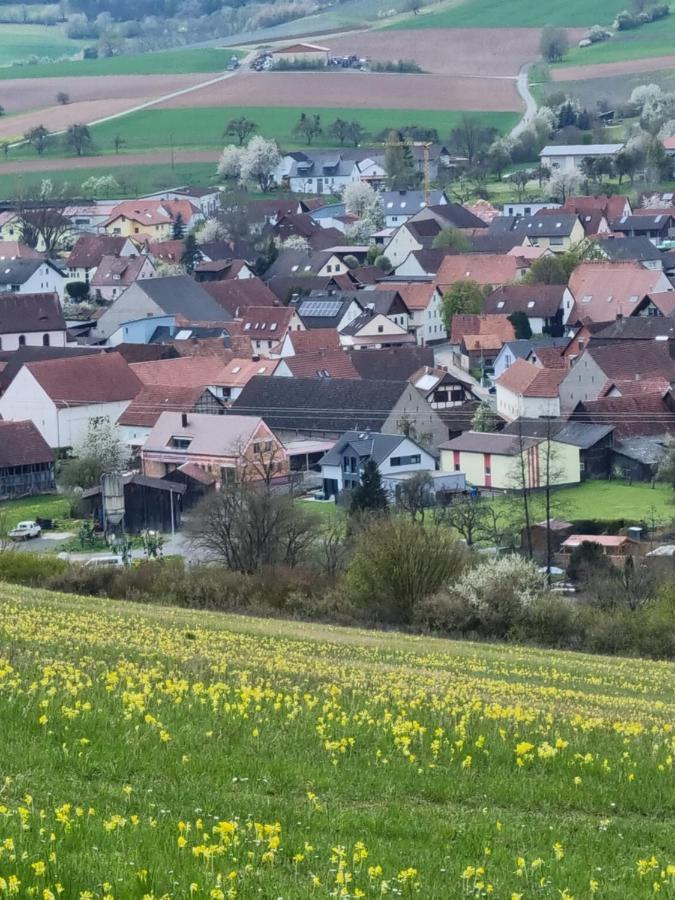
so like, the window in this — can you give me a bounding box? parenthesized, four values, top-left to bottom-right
(377, 325, 384, 333)
(18, 335, 26, 346)
(550, 237, 563, 246)
(42, 334, 50, 346)
(253, 440, 273, 454)
(169, 436, 191, 450)
(390, 454, 421, 467)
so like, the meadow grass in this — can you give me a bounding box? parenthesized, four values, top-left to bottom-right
(0, 47, 247, 80)
(0, 494, 71, 531)
(0, 583, 672, 897)
(388, 0, 627, 29)
(0, 24, 83, 67)
(556, 15, 675, 68)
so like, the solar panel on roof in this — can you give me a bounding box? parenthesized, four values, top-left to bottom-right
(299, 300, 343, 317)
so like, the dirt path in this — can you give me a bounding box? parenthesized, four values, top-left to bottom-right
(0, 149, 219, 175)
(553, 54, 675, 81)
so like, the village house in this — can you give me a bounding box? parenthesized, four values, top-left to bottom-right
(64, 235, 138, 284)
(202, 278, 277, 317)
(117, 383, 225, 451)
(381, 190, 448, 228)
(194, 259, 255, 282)
(241, 306, 305, 356)
(339, 309, 415, 350)
(373, 281, 447, 345)
(0, 419, 55, 500)
(558, 534, 639, 567)
(275, 149, 384, 195)
(270, 41, 330, 65)
(439, 431, 581, 490)
(495, 358, 567, 421)
(273, 350, 359, 379)
(0, 292, 67, 351)
(409, 366, 477, 408)
(393, 249, 447, 278)
(612, 213, 674, 244)
(0, 259, 67, 301)
(484, 284, 569, 336)
(101, 199, 201, 240)
(142, 186, 221, 218)
(291, 294, 363, 331)
(90, 254, 156, 303)
(539, 144, 624, 174)
(272, 327, 342, 357)
(319, 430, 437, 499)
(142, 412, 288, 486)
(92, 276, 232, 340)
(596, 236, 664, 269)
(435, 253, 526, 293)
(384, 204, 485, 267)
(503, 419, 615, 480)
(489, 213, 585, 253)
(564, 261, 674, 324)
(0, 352, 141, 449)
(450, 314, 516, 376)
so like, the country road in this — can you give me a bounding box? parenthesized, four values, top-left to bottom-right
(510, 64, 537, 138)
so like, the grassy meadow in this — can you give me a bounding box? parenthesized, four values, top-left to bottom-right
(0, 23, 84, 67)
(389, 0, 627, 28)
(0, 47, 247, 80)
(556, 15, 675, 68)
(0, 583, 673, 897)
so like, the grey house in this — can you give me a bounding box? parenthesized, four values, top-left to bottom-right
(92, 275, 232, 339)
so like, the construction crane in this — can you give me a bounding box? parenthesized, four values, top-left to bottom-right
(382, 138, 433, 205)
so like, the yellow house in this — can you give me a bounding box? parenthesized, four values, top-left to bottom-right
(100, 199, 198, 240)
(520, 214, 586, 253)
(440, 431, 580, 490)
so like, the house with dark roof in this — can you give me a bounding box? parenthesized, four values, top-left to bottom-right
(65, 234, 137, 283)
(492, 337, 568, 381)
(484, 284, 569, 335)
(409, 365, 477, 408)
(503, 419, 615, 479)
(570, 391, 675, 439)
(381, 190, 448, 228)
(383, 203, 486, 267)
(0, 351, 141, 449)
(90, 254, 156, 302)
(240, 306, 305, 356)
(393, 249, 448, 278)
(559, 340, 675, 410)
(231, 375, 449, 449)
(349, 346, 434, 381)
(596, 236, 663, 269)
(489, 213, 585, 253)
(193, 259, 255, 282)
(0, 258, 66, 300)
(291, 294, 363, 331)
(92, 275, 233, 340)
(439, 430, 581, 489)
(319, 430, 437, 498)
(0, 419, 55, 499)
(0, 292, 67, 351)
(339, 308, 415, 350)
(612, 213, 674, 244)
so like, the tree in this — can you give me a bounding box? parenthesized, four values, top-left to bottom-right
(181, 233, 202, 273)
(397, 471, 433, 521)
(327, 117, 351, 146)
(81, 174, 120, 198)
(0, 106, 4, 117)
(346, 516, 466, 624)
(64, 123, 93, 157)
(431, 226, 471, 251)
(15, 182, 72, 253)
(487, 137, 512, 179)
(657, 438, 675, 491)
(540, 26, 569, 62)
(217, 144, 243, 181)
(343, 181, 379, 217)
(25, 125, 50, 156)
(293, 112, 322, 145)
(113, 134, 126, 154)
(511, 170, 530, 202)
(350, 458, 388, 515)
(58, 417, 126, 490)
(436, 496, 490, 547)
(65, 281, 89, 302)
(440, 279, 484, 331)
(374, 254, 392, 272)
(1, 141, 9, 159)
(449, 115, 495, 166)
(614, 147, 638, 185)
(56, 91, 70, 105)
(238, 136, 280, 192)
(187, 480, 313, 573)
(646, 137, 672, 182)
(224, 116, 257, 146)
(171, 212, 185, 240)
(471, 400, 498, 433)
(345, 121, 366, 147)
(508, 310, 532, 340)
(524, 253, 568, 285)
(384, 130, 420, 189)
(547, 170, 582, 203)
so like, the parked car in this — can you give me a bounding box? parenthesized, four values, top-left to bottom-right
(9, 520, 42, 541)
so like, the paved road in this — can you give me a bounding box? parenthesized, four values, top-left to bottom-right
(510, 63, 537, 138)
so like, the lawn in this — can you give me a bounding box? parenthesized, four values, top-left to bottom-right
(0, 23, 84, 67)
(0, 584, 672, 897)
(0, 494, 72, 531)
(0, 161, 220, 198)
(0, 47, 247, 80)
(556, 15, 675, 68)
(388, 0, 627, 28)
(84, 106, 518, 155)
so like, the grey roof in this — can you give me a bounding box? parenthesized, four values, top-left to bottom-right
(382, 190, 446, 216)
(593, 319, 675, 340)
(263, 249, 332, 280)
(82, 472, 186, 499)
(350, 346, 434, 380)
(613, 435, 670, 465)
(137, 276, 232, 322)
(294, 294, 362, 328)
(613, 214, 672, 232)
(540, 144, 623, 156)
(497, 337, 567, 360)
(597, 237, 663, 262)
(427, 203, 487, 229)
(0, 258, 50, 285)
(231, 375, 409, 433)
(489, 213, 579, 238)
(503, 419, 614, 449)
(319, 431, 407, 467)
(284, 150, 376, 179)
(441, 430, 540, 455)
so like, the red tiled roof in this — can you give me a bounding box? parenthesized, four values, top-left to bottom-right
(65, 235, 129, 269)
(91, 254, 151, 287)
(285, 328, 341, 353)
(25, 352, 141, 406)
(497, 357, 566, 397)
(574, 393, 674, 437)
(451, 313, 515, 346)
(0, 419, 53, 467)
(203, 278, 278, 317)
(0, 241, 43, 260)
(530, 346, 567, 369)
(130, 356, 231, 388)
(117, 383, 209, 427)
(147, 240, 185, 262)
(568, 261, 672, 322)
(241, 306, 296, 334)
(562, 195, 630, 221)
(281, 350, 359, 379)
(375, 281, 436, 311)
(0, 292, 64, 333)
(436, 253, 520, 288)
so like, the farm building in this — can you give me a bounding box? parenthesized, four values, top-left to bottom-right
(0, 420, 55, 500)
(539, 144, 624, 174)
(80, 473, 185, 534)
(270, 43, 330, 65)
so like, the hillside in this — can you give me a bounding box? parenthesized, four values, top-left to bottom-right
(0, 583, 673, 897)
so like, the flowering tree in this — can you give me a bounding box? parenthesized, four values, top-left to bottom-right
(238, 136, 280, 193)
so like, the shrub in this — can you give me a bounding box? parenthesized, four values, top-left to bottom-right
(0, 551, 68, 586)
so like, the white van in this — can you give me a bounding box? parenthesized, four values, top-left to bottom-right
(84, 555, 124, 569)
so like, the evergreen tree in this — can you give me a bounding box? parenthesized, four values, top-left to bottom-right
(384, 130, 420, 190)
(508, 310, 532, 340)
(172, 213, 185, 240)
(181, 233, 202, 274)
(350, 458, 388, 514)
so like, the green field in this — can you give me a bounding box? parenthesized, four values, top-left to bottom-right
(388, 0, 626, 28)
(0, 583, 672, 897)
(85, 106, 519, 155)
(0, 46, 246, 80)
(0, 495, 72, 531)
(0, 161, 219, 198)
(0, 23, 84, 67)
(520, 481, 675, 526)
(556, 15, 675, 67)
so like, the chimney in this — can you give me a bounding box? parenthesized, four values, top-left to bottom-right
(181, 413, 188, 428)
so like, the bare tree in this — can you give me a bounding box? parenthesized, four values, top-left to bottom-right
(315, 516, 349, 581)
(397, 471, 433, 521)
(24, 125, 50, 156)
(15, 192, 72, 253)
(224, 116, 257, 146)
(435, 496, 489, 547)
